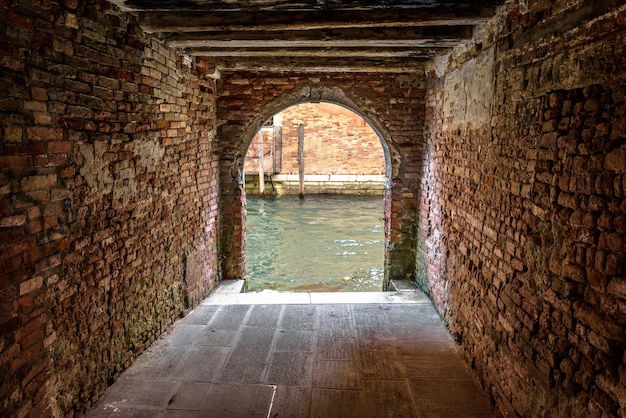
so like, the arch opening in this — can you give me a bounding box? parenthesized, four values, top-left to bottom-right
(217, 81, 418, 292)
(243, 102, 391, 195)
(242, 101, 392, 292)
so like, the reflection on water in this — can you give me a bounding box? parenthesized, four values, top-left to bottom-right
(246, 194, 384, 292)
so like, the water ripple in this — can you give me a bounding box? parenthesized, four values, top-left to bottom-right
(246, 194, 385, 292)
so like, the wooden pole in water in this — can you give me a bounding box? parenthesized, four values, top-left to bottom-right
(298, 123, 304, 199)
(257, 130, 265, 197)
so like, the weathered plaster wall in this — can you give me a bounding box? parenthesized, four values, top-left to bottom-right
(0, 1, 219, 415)
(215, 72, 426, 286)
(422, 1, 626, 416)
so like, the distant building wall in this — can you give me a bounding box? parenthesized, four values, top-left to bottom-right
(244, 102, 386, 194)
(245, 103, 385, 192)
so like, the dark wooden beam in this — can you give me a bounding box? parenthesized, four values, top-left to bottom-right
(199, 56, 428, 73)
(112, 0, 503, 12)
(165, 26, 473, 50)
(134, 8, 497, 33)
(173, 40, 463, 49)
(184, 47, 443, 58)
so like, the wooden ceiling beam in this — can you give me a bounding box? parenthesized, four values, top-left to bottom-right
(176, 39, 462, 49)
(105, 0, 506, 74)
(199, 56, 428, 73)
(112, 0, 502, 12)
(184, 47, 443, 58)
(134, 8, 496, 33)
(162, 26, 473, 48)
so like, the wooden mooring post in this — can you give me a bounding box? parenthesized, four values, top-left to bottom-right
(298, 123, 304, 199)
(257, 131, 265, 197)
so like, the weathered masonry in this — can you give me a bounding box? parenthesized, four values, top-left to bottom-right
(216, 72, 424, 288)
(1, 0, 625, 416)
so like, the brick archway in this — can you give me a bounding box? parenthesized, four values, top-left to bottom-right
(216, 73, 426, 289)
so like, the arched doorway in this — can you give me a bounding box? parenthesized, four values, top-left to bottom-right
(242, 102, 389, 291)
(216, 78, 424, 291)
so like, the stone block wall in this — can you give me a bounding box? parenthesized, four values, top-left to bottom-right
(245, 174, 386, 195)
(0, 1, 219, 415)
(421, 1, 626, 416)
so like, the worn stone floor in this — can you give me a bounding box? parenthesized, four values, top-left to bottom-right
(87, 282, 494, 417)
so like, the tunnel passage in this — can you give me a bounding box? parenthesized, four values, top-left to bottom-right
(215, 73, 428, 289)
(3, 1, 625, 416)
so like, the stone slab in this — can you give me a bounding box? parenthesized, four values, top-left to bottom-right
(121, 346, 187, 380)
(312, 361, 361, 389)
(274, 329, 315, 351)
(246, 304, 283, 328)
(212, 279, 245, 294)
(407, 377, 493, 415)
(218, 327, 275, 383)
(359, 347, 405, 379)
(193, 328, 239, 347)
(362, 380, 417, 417)
(198, 384, 274, 418)
(202, 290, 430, 305)
(167, 382, 211, 411)
(315, 337, 359, 361)
(162, 324, 205, 347)
(280, 305, 318, 330)
(389, 279, 421, 291)
(266, 351, 313, 386)
(269, 386, 311, 417)
(310, 389, 363, 418)
(94, 378, 179, 411)
(310, 291, 428, 304)
(177, 304, 219, 325)
(171, 346, 230, 382)
(207, 305, 250, 330)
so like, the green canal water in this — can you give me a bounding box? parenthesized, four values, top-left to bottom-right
(245, 194, 385, 292)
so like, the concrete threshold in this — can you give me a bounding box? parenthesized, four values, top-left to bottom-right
(203, 279, 429, 305)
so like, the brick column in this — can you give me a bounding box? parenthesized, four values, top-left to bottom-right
(218, 155, 247, 280)
(386, 178, 418, 284)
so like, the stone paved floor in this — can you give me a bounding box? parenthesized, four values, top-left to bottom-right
(88, 285, 494, 417)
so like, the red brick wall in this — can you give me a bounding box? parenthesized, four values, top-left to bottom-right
(245, 128, 276, 174)
(216, 72, 425, 285)
(245, 103, 385, 176)
(421, 1, 626, 416)
(3, 1, 622, 416)
(0, 1, 219, 415)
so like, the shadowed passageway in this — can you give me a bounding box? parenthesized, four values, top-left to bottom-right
(2, 0, 625, 416)
(88, 285, 493, 417)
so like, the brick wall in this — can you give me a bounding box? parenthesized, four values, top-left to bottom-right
(245, 102, 385, 176)
(421, 1, 626, 416)
(0, 1, 219, 415)
(215, 72, 426, 285)
(3, 0, 622, 416)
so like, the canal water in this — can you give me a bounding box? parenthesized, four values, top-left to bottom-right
(245, 194, 385, 292)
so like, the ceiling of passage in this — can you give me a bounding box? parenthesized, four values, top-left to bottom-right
(108, 0, 506, 74)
